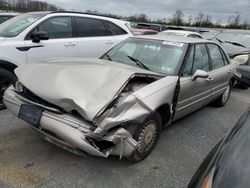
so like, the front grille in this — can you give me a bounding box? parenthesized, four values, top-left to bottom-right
(17, 86, 65, 112)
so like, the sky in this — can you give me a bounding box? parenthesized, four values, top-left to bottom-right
(45, 0, 250, 24)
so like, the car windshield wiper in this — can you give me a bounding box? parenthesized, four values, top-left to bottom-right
(127, 56, 150, 70)
(224, 40, 246, 48)
(216, 38, 224, 43)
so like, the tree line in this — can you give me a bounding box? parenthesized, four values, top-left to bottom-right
(0, 0, 62, 12)
(0, 1, 248, 29)
(85, 9, 249, 30)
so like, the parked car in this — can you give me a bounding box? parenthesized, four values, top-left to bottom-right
(131, 28, 158, 35)
(188, 107, 250, 188)
(212, 31, 250, 87)
(0, 11, 132, 109)
(158, 30, 204, 39)
(0, 12, 18, 24)
(132, 22, 164, 31)
(4, 35, 236, 161)
(201, 30, 221, 40)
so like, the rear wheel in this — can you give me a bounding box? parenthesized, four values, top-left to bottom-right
(126, 112, 162, 162)
(0, 68, 17, 110)
(213, 82, 231, 107)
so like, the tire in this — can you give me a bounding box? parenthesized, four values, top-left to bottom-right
(126, 112, 162, 162)
(0, 68, 17, 110)
(213, 82, 231, 107)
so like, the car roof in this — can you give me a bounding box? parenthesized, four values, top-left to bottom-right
(131, 28, 158, 32)
(0, 12, 19, 16)
(134, 35, 211, 44)
(162, 30, 201, 35)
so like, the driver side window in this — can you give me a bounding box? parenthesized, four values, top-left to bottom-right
(29, 17, 73, 39)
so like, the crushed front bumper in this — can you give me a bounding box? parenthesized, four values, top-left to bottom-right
(3, 87, 137, 159)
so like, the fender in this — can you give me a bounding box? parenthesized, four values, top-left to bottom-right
(0, 60, 17, 74)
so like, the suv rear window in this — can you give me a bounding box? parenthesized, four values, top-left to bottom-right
(74, 17, 106, 37)
(104, 21, 127, 36)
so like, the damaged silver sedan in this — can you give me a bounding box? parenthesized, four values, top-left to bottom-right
(3, 35, 237, 161)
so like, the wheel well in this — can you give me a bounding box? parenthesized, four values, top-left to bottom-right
(0, 60, 17, 74)
(156, 104, 171, 126)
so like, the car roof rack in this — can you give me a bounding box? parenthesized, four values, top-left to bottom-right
(49, 11, 121, 20)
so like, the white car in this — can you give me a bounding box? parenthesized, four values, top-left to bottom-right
(158, 30, 204, 39)
(0, 11, 132, 109)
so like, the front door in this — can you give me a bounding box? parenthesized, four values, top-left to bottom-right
(24, 16, 77, 63)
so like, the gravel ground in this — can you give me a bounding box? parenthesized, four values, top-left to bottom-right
(0, 87, 249, 188)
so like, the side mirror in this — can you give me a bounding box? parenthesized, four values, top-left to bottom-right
(30, 31, 49, 43)
(191, 70, 209, 81)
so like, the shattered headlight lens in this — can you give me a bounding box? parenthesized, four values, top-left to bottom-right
(15, 81, 23, 92)
(233, 54, 250, 65)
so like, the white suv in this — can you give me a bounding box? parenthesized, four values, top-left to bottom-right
(0, 11, 132, 108)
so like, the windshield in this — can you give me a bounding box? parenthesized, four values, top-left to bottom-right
(214, 32, 250, 48)
(101, 38, 187, 75)
(0, 13, 45, 37)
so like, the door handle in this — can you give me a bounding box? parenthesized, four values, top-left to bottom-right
(227, 70, 232, 73)
(106, 40, 114, 44)
(64, 42, 76, 47)
(206, 77, 214, 82)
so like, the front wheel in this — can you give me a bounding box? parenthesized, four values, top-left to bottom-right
(126, 112, 162, 162)
(213, 82, 231, 107)
(0, 68, 17, 110)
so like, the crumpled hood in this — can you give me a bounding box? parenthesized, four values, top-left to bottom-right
(15, 58, 160, 121)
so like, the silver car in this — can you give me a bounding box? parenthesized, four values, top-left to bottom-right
(3, 35, 237, 161)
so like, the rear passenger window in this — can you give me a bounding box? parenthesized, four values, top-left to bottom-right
(75, 17, 106, 37)
(220, 48, 229, 65)
(183, 45, 194, 76)
(193, 44, 210, 72)
(207, 44, 225, 69)
(36, 17, 72, 39)
(104, 21, 127, 36)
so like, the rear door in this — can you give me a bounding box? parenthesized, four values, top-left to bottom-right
(25, 16, 77, 63)
(206, 43, 234, 101)
(74, 16, 129, 58)
(174, 44, 212, 120)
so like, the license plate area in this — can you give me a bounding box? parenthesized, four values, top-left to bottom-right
(18, 104, 42, 128)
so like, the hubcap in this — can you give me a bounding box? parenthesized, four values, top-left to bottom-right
(137, 120, 157, 153)
(222, 85, 230, 103)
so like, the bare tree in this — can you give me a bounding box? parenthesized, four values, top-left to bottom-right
(194, 13, 204, 26)
(232, 12, 241, 27)
(187, 15, 193, 26)
(169, 9, 184, 26)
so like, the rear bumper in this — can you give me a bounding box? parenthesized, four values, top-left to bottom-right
(3, 87, 137, 159)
